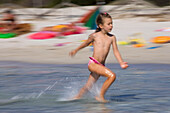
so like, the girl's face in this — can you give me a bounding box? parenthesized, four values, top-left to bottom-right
(100, 18, 113, 33)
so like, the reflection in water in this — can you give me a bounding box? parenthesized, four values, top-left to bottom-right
(84, 103, 113, 113)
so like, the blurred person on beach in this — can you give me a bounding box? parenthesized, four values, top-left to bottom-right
(69, 12, 128, 102)
(0, 10, 17, 32)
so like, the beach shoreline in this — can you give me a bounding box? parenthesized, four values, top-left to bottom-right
(0, 40, 169, 65)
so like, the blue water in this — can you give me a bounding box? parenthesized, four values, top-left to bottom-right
(0, 61, 170, 113)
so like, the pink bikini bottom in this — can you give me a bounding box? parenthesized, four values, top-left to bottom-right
(88, 57, 104, 66)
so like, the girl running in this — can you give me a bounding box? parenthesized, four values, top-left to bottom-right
(69, 12, 128, 102)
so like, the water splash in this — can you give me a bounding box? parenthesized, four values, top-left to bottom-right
(36, 80, 58, 98)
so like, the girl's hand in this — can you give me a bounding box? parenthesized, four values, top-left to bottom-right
(120, 62, 128, 69)
(69, 50, 77, 57)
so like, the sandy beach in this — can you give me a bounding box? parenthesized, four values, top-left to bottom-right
(0, 6, 170, 65)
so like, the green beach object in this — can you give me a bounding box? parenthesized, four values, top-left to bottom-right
(0, 33, 16, 39)
(84, 7, 100, 29)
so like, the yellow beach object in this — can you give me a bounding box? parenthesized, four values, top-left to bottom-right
(52, 25, 70, 32)
(151, 36, 170, 44)
(117, 41, 129, 45)
(53, 25, 69, 29)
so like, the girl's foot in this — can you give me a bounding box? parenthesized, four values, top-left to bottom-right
(72, 95, 81, 100)
(95, 96, 109, 103)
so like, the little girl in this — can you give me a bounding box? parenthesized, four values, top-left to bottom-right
(69, 12, 128, 102)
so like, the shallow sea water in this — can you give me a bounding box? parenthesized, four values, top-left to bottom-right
(0, 61, 170, 113)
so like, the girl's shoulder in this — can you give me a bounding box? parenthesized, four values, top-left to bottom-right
(107, 33, 116, 42)
(89, 32, 104, 37)
(89, 32, 98, 38)
(89, 32, 116, 39)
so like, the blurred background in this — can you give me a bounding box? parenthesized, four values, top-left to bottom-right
(0, 0, 170, 7)
(0, 0, 170, 63)
(0, 0, 169, 63)
(0, 0, 169, 22)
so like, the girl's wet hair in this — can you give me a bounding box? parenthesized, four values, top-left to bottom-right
(95, 12, 112, 32)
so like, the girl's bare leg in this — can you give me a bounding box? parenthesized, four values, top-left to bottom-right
(74, 72, 100, 99)
(88, 63, 116, 102)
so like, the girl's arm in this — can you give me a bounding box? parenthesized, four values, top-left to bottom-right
(69, 34, 94, 56)
(112, 36, 128, 69)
